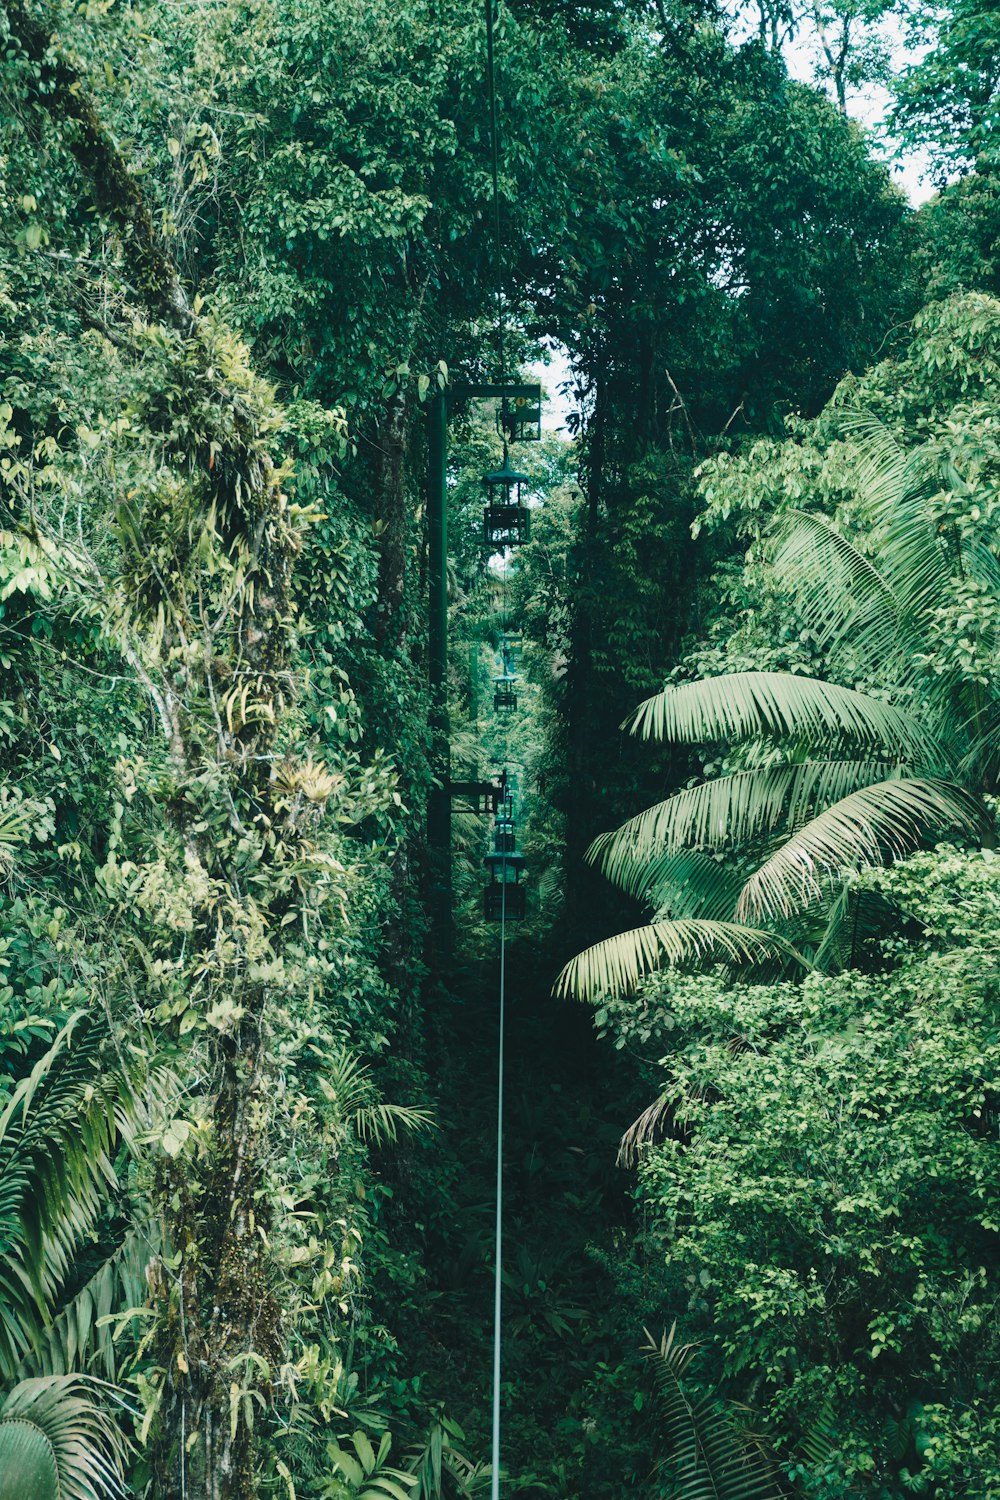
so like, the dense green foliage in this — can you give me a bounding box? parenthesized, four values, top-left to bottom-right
(598, 848, 1000, 1496)
(561, 293, 1000, 998)
(1, 0, 999, 1496)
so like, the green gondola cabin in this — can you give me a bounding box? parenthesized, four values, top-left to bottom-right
(483, 456, 531, 547)
(494, 675, 518, 712)
(483, 850, 526, 921)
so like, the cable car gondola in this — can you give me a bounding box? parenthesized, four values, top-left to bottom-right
(483, 850, 526, 922)
(494, 817, 517, 854)
(493, 675, 517, 712)
(483, 456, 530, 548)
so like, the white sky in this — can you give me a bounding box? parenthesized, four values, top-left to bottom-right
(783, 20, 935, 206)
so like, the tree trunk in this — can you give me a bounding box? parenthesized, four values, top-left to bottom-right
(12, 10, 309, 1494)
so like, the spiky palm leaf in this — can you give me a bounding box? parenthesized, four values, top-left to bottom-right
(645, 1326, 784, 1499)
(556, 921, 809, 1003)
(562, 411, 998, 1001)
(734, 777, 987, 921)
(833, 410, 1000, 608)
(771, 511, 903, 667)
(0, 1376, 127, 1500)
(757, 415, 1000, 834)
(643, 851, 747, 922)
(627, 673, 940, 764)
(771, 495, 978, 745)
(778, 413, 1000, 701)
(0, 1015, 135, 1379)
(321, 1049, 435, 1147)
(0, 799, 33, 877)
(766, 880, 893, 976)
(835, 408, 910, 509)
(19, 1225, 158, 1382)
(618, 1094, 676, 1167)
(591, 761, 900, 898)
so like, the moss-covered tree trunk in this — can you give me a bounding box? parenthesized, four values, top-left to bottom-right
(8, 7, 331, 1494)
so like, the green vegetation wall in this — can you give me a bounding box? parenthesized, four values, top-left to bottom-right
(2, 0, 999, 1496)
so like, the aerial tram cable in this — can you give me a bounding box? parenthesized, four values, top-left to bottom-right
(491, 405, 508, 1500)
(484, 3, 507, 1494)
(491, 767, 508, 1500)
(478, 0, 538, 1484)
(488, 472, 528, 1499)
(485, 0, 506, 388)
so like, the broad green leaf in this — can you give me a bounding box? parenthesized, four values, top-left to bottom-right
(736, 777, 988, 920)
(556, 920, 809, 1002)
(627, 672, 941, 764)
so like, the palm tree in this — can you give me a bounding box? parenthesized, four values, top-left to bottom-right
(0, 1014, 137, 1498)
(559, 415, 996, 1001)
(0, 1377, 128, 1500)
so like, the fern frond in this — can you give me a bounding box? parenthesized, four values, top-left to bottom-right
(644, 1327, 783, 1500)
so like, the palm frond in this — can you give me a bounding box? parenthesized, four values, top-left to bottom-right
(645, 851, 747, 922)
(735, 777, 988, 922)
(879, 481, 954, 624)
(0, 799, 33, 877)
(618, 1094, 675, 1167)
(836, 413, 961, 626)
(644, 1327, 784, 1499)
(771, 511, 903, 667)
(352, 1101, 436, 1147)
(0, 1015, 135, 1379)
(321, 1049, 435, 1148)
(626, 674, 939, 764)
(809, 883, 896, 974)
(590, 761, 898, 897)
(556, 920, 809, 1003)
(834, 409, 910, 512)
(0, 1376, 128, 1500)
(18, 1225, 159, 1382)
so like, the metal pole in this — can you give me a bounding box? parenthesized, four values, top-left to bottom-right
(426, 389, 452, 955)
(492, 859, 507, 1500)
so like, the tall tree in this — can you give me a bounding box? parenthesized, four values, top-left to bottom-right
(561, 294, 1000, 1000)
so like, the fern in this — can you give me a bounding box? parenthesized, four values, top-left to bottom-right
(645, 1326, 784, 1500)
